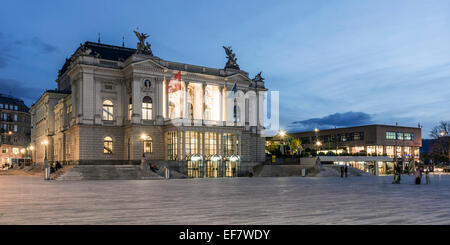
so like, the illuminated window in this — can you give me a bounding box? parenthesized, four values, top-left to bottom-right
(12, 148, 19, 154)
(404, 133, 413, 141)
(102, 100, 114, 121)
(205, 132, 217, 156)
(166, 131, 178, 160)
(386, 132, 396, 140)
(386, 146, 394, 157)
(223, 133, 234, 156)
(103, 136, 113, 154)
(142, 96, 152, 120)
(184, 131, 198, 157)
(144, 136, 152, 153)
(396, 132, 404, 140)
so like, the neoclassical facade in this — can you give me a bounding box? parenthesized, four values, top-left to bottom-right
(30, 33, 267, 176)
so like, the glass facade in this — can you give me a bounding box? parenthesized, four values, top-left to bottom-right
(166, 131, 178, 160)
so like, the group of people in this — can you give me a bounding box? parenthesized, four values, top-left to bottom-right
(340, 164, 348, 178)
(393, 163, 430, 185)
(414, 166, 430, 185)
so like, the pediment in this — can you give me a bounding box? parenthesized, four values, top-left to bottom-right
(131, 59, 166, 72)
(226, 73, 252, 85)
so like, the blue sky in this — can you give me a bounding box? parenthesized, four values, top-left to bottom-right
(1, 0, 449, 137)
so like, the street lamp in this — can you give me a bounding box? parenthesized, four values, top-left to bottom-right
(278, 130, 287, 156)
(140, 133, 149, 170)
(41, 139, 49, 180)
(316, 141, 322, 152)
(440, 131, 450, 164)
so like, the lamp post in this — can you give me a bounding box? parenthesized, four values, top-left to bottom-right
(41, 139, 49, 180)
(278, 130, 286, 156)
(140, 133, 149, 170)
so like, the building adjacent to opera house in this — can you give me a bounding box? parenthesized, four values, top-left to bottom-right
(30, 33, 267, 177)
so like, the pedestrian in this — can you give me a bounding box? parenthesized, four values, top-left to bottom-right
(344, 164, 348, 178)
(414, 167, 421, 185)
(340, 165, 344, 178)
(425, 167, 430, 184)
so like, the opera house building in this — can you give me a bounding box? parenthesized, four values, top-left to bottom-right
(30, 32, 267, 178)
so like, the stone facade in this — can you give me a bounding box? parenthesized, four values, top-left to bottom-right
(30, 40, 267, 169)
(0, 94, 31, 166)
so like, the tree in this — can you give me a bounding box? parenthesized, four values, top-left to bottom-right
(290, 138, 303, 156)
(429, 121, 450, 164)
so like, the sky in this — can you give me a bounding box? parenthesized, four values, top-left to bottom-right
(1, 0, 449, 138)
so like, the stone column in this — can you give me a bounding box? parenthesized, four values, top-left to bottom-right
(181, 131, 186, 160)
(216, 132, 220, 155)
(201, 131, 205, 157)
(184, 81, 189, 119)
(131, 76, 142, 124)
(177, 130, 181, 161)
(222, 86, 227, 123)
(202, 83, 207, 121)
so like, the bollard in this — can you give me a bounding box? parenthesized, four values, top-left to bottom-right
(164, 167, 170, 179)
(301, 168, 306, 177)
(44, 167, 50, 180)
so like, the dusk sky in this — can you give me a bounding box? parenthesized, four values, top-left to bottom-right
(1, 0, 449, 138)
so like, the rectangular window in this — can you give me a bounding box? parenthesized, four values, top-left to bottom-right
(144, 141, 152, 153)
(14, 105, 18, 111)
(13, 114, 17, 121)
(223, 133, 234, 156)
(404, 133, 413, 141)
(166, 131, 178, 160)
(184, 131, 198, 157)
(386, 132, 396, 140)
(396, 132, 404, 140)
(386, 146, 394, 157)
(13, 125, 17, 132)
(205, 132, 217, 156)
(0, 104, 3, 109)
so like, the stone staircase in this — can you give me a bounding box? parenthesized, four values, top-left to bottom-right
(57, 165, 164, 180)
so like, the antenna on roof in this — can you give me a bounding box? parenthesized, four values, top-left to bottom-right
(98, 32, 101, 43)
(122, 36, 125, 47)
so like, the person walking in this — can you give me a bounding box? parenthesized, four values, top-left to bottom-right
(344, 164, 348, 178)
(414, 167, 421, 185)
(340, 165, 344, 178)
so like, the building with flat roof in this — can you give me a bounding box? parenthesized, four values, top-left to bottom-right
(30, 31, 267, 178)
(269, 124, 422, 175)
(0, 94, 31, 167)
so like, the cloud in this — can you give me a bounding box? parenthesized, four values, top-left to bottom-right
(289, 111, 374, 132)
(0, 78, 43, 103)
(0, 34, 59, 69)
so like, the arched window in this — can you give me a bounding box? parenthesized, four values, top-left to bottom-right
(143, 135, 153, 153)
(104, 136, 113, 154)
(142, 96, 152, 120)
(102, 100, 114, 121)
(233, 100, 240, 123)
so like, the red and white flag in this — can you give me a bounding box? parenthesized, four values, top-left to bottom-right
(167, 71, 182, 94)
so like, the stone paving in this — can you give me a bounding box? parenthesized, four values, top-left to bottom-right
(1, 175, 450, 224)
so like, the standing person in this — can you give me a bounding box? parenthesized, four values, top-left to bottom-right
(344, 164, 348, 178)
(340, 165, 344, 178)
(425, 167, 430, 184)
(414, 167, 421, 185)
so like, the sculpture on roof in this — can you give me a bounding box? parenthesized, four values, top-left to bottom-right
(253, 72, 264, 83)
(134, 30, 153, 55)
(251, 72, 265, 88)
(223, 46, 240, 70)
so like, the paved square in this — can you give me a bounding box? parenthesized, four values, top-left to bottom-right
(1, 175, 449, 224)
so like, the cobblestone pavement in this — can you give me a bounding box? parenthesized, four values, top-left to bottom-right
(1, 175, 449, 224)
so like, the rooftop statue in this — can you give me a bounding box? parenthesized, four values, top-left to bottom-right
(253, 72, 264, 83)
(223, 46, 240, 70)
(134, 30, 153, 55)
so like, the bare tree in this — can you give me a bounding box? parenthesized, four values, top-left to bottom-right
(429, 121, 450, 163)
